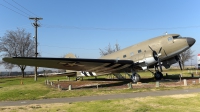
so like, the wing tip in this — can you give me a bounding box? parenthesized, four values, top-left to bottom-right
(2, 57, 13, 62)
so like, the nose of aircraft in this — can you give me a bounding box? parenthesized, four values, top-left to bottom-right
(187, 37, 196, 47)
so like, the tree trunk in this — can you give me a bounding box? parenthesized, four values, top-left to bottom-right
(21, 68, 25, 78)
(182, 63, 185, 70)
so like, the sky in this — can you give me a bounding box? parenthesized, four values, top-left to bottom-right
(0, 0, 200, 71)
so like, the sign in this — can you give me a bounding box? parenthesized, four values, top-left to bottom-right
(198, 54, 200, 64)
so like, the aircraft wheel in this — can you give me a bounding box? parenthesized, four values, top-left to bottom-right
(76, 77, 81, 81)
(154, 71, 163, 80)
(131, 73, 141, 83)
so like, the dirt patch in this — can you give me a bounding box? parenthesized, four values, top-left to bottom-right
(47, 77, 200, 90)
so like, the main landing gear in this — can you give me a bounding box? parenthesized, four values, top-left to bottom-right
(131, 73, 141, 83)
(130, 71, 163, 83)
(154, 71, 163, 80)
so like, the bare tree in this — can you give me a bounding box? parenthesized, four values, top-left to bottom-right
(180, 48, 194, 69)
(99, 43, 120, 56)
(114, 43, 120, 51)
(0, 28, 35, 77)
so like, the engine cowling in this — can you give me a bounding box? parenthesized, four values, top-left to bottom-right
(162, 56, 180, 69)
(131, 51, 160, 70)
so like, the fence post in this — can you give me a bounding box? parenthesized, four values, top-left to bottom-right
(184, 79, 187, 86)
(58, 84, 61, 89)
(156, 81, 160, 87)
(127, 82, 132, 89)
(179, 74, 182, 82)
(68, 85, 72, 90)
(96, 83, 99, 89)
(47, 79, 49, 85)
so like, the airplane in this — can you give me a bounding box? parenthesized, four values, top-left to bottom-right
(3, 34, 196, 83)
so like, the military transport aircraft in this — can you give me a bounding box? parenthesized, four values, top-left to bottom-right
(3, 34, 196, 83)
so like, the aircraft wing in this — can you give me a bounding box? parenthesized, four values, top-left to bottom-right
(3, 57, 135, 73)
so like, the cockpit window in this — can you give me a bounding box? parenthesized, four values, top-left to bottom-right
(173, 35, 182, 39)
(168, 37, 173, 41)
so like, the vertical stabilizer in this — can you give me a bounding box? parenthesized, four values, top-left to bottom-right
(65, 53, 76, 58)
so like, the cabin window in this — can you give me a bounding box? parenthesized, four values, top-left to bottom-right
(168, 37, 173, 41)
(173, 35, 182, 39)
(123, 55, 126, 58)
(138, 50, 142, 53)
(130, 52, 134, 57)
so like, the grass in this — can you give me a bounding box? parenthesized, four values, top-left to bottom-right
(1, 93, 200, 112)
(0, 69, 200, 101)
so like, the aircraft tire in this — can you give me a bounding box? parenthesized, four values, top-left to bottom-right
(154, 71, 163, 80)
(76, 77, 81, 81)
(131, 73, 141, 83)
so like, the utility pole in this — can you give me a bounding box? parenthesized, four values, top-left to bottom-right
(29, 17, 43, 81)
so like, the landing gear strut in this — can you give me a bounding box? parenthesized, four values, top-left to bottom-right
(131, 73, 141, 83)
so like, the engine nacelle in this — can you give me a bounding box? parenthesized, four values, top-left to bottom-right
(162, 56, 179, 69)
(135, 56, 157, 70)
(133, 51, 158, 65)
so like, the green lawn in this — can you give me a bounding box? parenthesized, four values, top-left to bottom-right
(0, 70, 200, 101)
(1, 93, 200, 112)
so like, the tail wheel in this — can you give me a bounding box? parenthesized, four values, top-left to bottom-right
(76, 77, 81, 81)
(131, 73, 141, 83)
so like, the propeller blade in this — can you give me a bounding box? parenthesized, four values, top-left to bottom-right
(158, 58, 163, 72)
(179, 61, 183, 70)
(163, 49, 168, 56)
(159, 47, 162, 53)
(148, 45, 154, 51)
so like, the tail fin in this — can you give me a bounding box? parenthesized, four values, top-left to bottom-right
(65, 53, 76, 58)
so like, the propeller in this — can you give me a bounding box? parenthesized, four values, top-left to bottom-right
(158, 58, 163, 72)
(149, 45, 163, 72)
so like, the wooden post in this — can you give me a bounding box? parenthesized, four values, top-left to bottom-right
(68, 85, 72, 90)
(50, 82, 53, 86)
(179, 74, 182, 82)
(58, 84, 61, 89)
(156, 81, 159, 87)
(128, 82, 132, 89)
(96, 83, 99, 89)
(21, 80, 23, 85)
(47, 79, 49, 85)
(184, 79, 187, 86)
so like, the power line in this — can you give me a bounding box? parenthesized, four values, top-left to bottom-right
(3, 0, 31, 17)
(39, 51, 60, 57)
(0, 4, 28, 18)
(12, 0, 38, 17)
(39, 44, 98, 50)
(41, 24, 200, 31)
